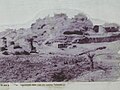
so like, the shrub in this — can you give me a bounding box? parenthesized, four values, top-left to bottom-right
(14, 51, 21, 55)
(2, 51, 9, 55)
(63, 31, 83, 35)
(93, 25, 99, 33)
(52, 71, 68, 82)
(22, 51, 30, 55)
(10, 41, 15, 45)
(0, 47, 7, 51)
(14, 45, 22, 49)
(13, 50, 30, 55)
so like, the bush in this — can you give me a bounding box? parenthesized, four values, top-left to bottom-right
(14, 51, 21, 55)
(51, 71, 68, 82)
(10, 41, 15, 45)
(22, 51, 30, 55)
(14, 45, 22, 49)
(93, 25, 99, 33)
(2, 51, 9, 55)
(13, 51, 30, 55)
(0, 47, 7, 51)
(63, 31, 83, 35)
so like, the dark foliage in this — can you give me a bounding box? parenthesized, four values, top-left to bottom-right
(96, 46, 106, 50)
(1, 37, 6, 40)
(105, 27, 119, 32)
(52, 71, 68, 82)
(14, 51, 21, 55)
(2, 51, 9, 55)
(30, 47, 37, 53)
(93, 25, 99, 33)
(14, 45, 22, 49)
(22, 51, 30, 55)
(63, 31, 83, 35)
(14, 51, 30, 55)
(10, 41, 15, 45)
(0, 47, 7, 51)
(41, 24, 46, 29)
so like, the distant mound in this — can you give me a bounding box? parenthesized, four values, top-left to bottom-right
(0, 13, 119, 55)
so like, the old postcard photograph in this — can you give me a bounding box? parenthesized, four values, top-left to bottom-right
(0, 0, 120, 90)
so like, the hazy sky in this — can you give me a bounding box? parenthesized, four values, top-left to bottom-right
(0, 0, 120, 29)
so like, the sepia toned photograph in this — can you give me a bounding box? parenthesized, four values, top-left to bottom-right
(0, 0, 120, 84)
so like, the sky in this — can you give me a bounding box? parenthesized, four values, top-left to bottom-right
(0, 0, 120, 31)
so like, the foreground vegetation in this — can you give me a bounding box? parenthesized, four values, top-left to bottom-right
(0, 53, 119, 82)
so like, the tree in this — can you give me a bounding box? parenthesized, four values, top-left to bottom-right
(73, 13, 93, 31)
(1, 37, 8, 51)
(26, 36, 37, 53)
(87, 53, 95, 71)
(1, 37, 7, 48)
